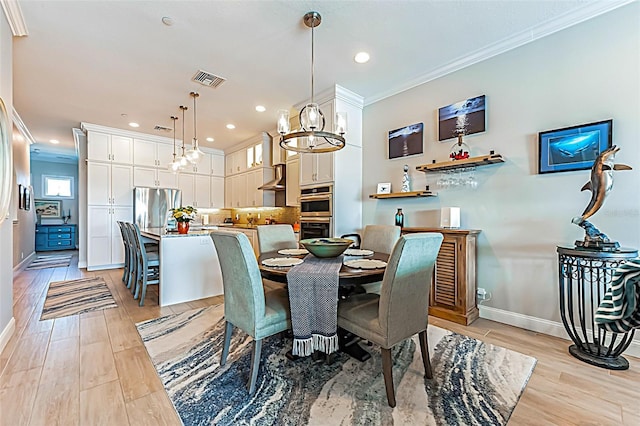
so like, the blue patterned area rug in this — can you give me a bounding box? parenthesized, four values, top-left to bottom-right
(136, 306, 536, 426)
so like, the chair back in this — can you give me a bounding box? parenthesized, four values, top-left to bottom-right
(361, 225, 401, 254)
(378, 233, 443, 346)
(256, 224, 297, 254)
(210, 230, 266, 335)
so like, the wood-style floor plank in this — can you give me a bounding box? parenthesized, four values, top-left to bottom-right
(1, 251, 639, 425)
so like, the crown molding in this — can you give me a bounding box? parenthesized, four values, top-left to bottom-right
(80, 122, 178, 145)
(0, 0, 28, 36)
(364, 0, 636, 106)
(12, 107, 35, 144)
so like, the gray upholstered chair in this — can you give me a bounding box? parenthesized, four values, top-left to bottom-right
(127, 222, 160, 306)
(210, 230, 292, 394)
(337, 232, 443, 407)
(256, 224, 298, 255)
(359, 225, 401, 294)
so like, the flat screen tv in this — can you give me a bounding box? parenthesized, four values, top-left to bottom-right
(538, 119, 612, 174)
(388, 122, 423, 159)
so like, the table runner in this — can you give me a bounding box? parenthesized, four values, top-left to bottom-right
(287, 255, 342, 356)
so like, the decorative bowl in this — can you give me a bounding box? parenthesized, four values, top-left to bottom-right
(299, 238, 354, 258)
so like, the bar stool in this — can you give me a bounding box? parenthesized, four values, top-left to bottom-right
(127, 222, 160, 306)
(116, 221, 131, 286)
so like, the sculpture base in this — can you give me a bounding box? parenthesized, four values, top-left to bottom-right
(575, 240, 620, 251)
(568, 344, 629, 370)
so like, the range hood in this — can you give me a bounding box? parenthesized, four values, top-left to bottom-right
(258, 163, 286, 191)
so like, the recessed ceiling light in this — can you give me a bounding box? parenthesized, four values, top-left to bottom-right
(129, 122, 140, 128)
(206, 137, 214, 142)
(255, 105, 266, 112)
(354, 52, 370, 64)
(49, 139, 59, 144)
(226, 124, 235, 130)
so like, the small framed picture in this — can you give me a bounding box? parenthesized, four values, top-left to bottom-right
(24, 186, 31, 211)
(377, 183, 392, 194)
(18, 184, 23, 209)
(388, 123, 424, 159)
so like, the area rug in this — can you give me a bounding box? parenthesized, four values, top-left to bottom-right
(136, 306, 537, 426)
(40, 276, 118, 320)
(26, 254, 72, 270)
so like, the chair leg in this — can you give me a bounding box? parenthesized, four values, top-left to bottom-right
(221, 321, 233, 366)
(419, 330, 433, 379)
(381, 347, 396, 408)
(248, 339, 263, 395)
(139, 271, 149, 306)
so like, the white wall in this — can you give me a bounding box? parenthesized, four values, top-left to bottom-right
(363, 4, 640, 326)
(0, 7, 15, 350)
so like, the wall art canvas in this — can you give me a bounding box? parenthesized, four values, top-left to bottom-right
(438, 95, 486, 141)
(538, 119, 612, 174)
(388, 122, 423, 159)
(24, 186, 31, 211)
(18, 184, 23, 209)
(34, 199, 61, 218)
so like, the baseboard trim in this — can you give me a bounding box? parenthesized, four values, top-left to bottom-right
(13, 251, 35, 274)
(0, 317, 16, 354)
(479, 305, 640, 359)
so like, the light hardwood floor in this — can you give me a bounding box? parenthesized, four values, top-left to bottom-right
(1, 252, 638, 425)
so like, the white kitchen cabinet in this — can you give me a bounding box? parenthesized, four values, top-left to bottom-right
(87, 162, 133, 206)
(178, 173, 211, 208)
(87, 205, 132, 270)
(286, 157, 300, 207)
(211, 176, 225, 208)
(133, 166, 177, 189)
(211, 154, 225, 176)
(134, 139, 175, 167)
(87, 131, 133, 164)
(226, 150, 247, 175)
(299, 152, 334, 186)
(184, 152, 214, 175)
(231, 173, 248, 208)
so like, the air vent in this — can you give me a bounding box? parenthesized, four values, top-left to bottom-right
(192, 70, 226, 88)
(154, 125, 173, 132)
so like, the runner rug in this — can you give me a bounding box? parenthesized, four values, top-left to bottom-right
(40, 276, 118, 320)
(136, 305, 537, 426)
(26, 254, 72, 270)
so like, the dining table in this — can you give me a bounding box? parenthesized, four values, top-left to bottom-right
(258, 250, 390, 362)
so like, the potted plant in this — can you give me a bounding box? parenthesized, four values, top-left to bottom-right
(171, 205, 197, 234)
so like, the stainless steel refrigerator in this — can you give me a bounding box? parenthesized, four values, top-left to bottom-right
(133, 187, 182, 230)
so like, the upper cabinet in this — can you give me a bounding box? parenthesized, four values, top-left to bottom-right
(226, 150, 247, 175)
(87, 131, 133, 164)
(133, 139, 174, 168)
(211, 154, 225, 177)
(286, 157, 300, 207)
(225, 133, 271, 176)
(300, 152, 334, 186)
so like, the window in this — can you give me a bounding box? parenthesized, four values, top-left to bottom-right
(43, 175, 74, 199)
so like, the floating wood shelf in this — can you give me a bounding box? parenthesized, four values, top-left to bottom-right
(416, 153, 505, 172)
(369, 190, 437, 199)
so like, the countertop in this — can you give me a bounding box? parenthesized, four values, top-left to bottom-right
(140, 223, 287, 240)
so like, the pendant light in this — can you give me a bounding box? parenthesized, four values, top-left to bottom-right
(179, 105, 189, 169)
(186, 91, 204, 164)
(168, 115, 181, 172)
(277, 11, 347, 154)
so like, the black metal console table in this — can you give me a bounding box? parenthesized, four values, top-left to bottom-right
(557, 246, 638, 370)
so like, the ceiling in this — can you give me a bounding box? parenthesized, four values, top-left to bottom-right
(12, 0, 631, 160)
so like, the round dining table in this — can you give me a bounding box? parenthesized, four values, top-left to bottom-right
(258, 250, 390, 362)
(258, 250, 389, 286)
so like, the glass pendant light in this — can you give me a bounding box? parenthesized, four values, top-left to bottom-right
(179, 105, 189, 169)
(186, 91, 204, 164)
(168, 116, 181, 173)
(276, 11, 347, 154)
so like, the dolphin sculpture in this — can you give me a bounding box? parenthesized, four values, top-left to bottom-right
(572, 145, 632, 225)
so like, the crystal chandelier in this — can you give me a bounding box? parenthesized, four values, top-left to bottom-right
(168, 115, 181, 173)
(186, 91, 204, 164)
(276, 11, 347, 154)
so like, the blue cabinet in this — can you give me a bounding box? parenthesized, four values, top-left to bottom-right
(35, 224, 77, 251)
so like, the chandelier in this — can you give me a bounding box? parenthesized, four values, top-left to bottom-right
(276, 11, 347, 154)
(186, 91, 204, 164)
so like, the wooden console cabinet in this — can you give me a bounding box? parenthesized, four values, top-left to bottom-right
(402, 228, 480, 325)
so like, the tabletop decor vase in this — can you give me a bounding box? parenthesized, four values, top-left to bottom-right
(177, 221, 190, 234)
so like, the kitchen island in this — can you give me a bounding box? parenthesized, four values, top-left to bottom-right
(140, 226, 224, 307)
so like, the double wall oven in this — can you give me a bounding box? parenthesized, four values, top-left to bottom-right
(299, 184, 333, 240)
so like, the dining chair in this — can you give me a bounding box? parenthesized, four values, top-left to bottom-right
(353, 225, 401, 294)
(337, 232, 443, 407)
(210, 230, 292, 395)
(116, 221, 131, 286)
(256, 224, 298, 255)
(127, 222, 160, 306)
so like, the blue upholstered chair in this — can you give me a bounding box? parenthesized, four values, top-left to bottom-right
(256, 224, 298, 255)
(337, 232, 443, 407)
(210, 230, 292, 394)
